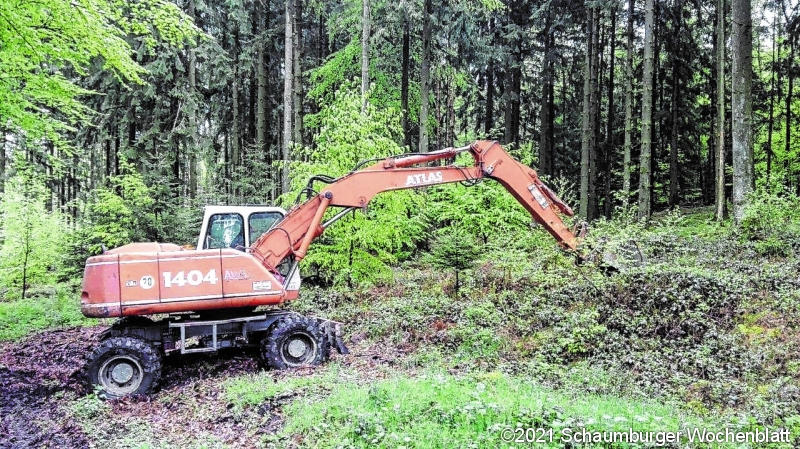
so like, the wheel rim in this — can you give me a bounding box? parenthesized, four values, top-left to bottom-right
(280, 332, 317, 367)
(99, 355, 144, 396)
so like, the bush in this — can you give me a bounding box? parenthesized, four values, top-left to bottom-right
(429, 226, 480, 292)
(740, 186, 800, 256)
(0, 284, 90, 340)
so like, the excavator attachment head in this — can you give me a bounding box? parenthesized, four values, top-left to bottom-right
(584, 238, 646, 272)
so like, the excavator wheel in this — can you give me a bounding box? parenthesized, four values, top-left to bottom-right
(85, 336, 162, 399)
(261, 315, 326, 370)
(110, 316, 155, 329)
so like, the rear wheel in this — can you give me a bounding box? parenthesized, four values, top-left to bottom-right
(261, 315, 325, 369)
(86, 336, 162, 398)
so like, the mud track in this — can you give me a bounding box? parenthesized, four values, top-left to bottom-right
(0, 327, 102, 448)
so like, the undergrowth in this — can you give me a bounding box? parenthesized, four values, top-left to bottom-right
(289, 204, 800, 430)
(0, 283, 92, 340)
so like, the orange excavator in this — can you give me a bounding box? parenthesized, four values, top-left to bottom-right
(81, 141, 585, 398)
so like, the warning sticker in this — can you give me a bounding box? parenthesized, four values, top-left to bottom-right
(252, 281, 272, 291)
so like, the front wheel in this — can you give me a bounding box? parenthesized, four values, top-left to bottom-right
(86, 336, 162, 398)
(261, 315, 326, 369)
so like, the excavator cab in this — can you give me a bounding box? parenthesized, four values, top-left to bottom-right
(197, 206, 285, 251)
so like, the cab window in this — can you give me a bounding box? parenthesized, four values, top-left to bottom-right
(203, 213, 245, 250)
(249, 212, 283, 244)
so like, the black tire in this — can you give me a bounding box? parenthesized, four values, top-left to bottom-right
(111, 316, 155, 329)
(100, 316, 156, 340)
(261, 315, 326, 369)
(85, 336, 162, 399)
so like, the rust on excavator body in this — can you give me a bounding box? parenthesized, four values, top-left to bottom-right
(81, 141, 580, 318)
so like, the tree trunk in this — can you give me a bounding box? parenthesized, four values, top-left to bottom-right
(731, 0, 754, 223)
(785, 33, 794, 191)
(638, 0, 655, 219)
(105, 138, 111, 180)
(504, 45, 522, 146)
(187, 0, 197, 200)
(283, 0, 294, 193)
(257, 0, 268, 170)
(419, 0, 432, 153)
(318, 12, 326, 63)
(669, 0, 683, 207)
(539, 12, 553, 176)
(114, 128, 120, 178)
(293, 0, 303, 147)
(401, 19, 410, 149)
(361, 0, 371, 113)
(605, 8, 617, 217)
(623, 0, 635, 206)
(580, 6, 593, 218)
(485, 66, 494, 136)
(232, 27, 241, 191)
(21, 221, 31, 299)
(447, 81, 455, 146)
(435, 78, 442, 150)
(0, 127, 6, 194)
(766, 16, 777, 189)
(715, 0, 726, 220)
(588, 7, 600, 219)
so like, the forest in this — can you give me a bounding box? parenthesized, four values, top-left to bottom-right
(3, 0, 800, 447)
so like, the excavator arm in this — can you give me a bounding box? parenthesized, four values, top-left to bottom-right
(250, 141, 581, 279)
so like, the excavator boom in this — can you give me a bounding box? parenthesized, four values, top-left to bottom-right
(251, 140, 579, 273)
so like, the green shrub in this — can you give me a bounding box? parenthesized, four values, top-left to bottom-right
(277, 371, 717, 448)
(429, 225, 480, 292)
(740, 186, 800, 256)
(0, 284, 91, 340)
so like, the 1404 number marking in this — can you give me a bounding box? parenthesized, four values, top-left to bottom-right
(163, 269, 219, 288)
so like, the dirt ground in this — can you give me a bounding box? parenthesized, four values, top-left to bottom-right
(0, 326, 273, 448)
(0, 327, 104, 448)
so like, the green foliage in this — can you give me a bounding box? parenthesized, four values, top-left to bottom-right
(277, 370, 716, 448)
(0, 0, 200, 143)
(740, 186, 800, 256)
(224, 369, 339, 417)
(286, 87, 426, 286)
(0, 170, 65, 297)
(426, 182, 529, 245)
(0, 283, 90, 340)
(429, 226, 480, 292)
(71, 393, 111, 421)
(307, 40, 362, 109)
(87, 162, 153, 244)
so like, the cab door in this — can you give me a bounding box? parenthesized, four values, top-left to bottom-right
(246, 211, 284, 247)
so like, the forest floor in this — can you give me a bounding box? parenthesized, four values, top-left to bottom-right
(3, 208, 800, 448)
(0, 325, 446, 448)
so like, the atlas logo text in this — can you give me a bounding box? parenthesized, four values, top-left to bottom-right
(406, 171, 443, 186)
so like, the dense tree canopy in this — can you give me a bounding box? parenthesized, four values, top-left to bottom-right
(0, 0, 198, 141)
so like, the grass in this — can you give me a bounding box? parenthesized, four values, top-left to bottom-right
(237, 366, 775, 448)
(225, 368, 340, 414)
(0, 285, 93, 340)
